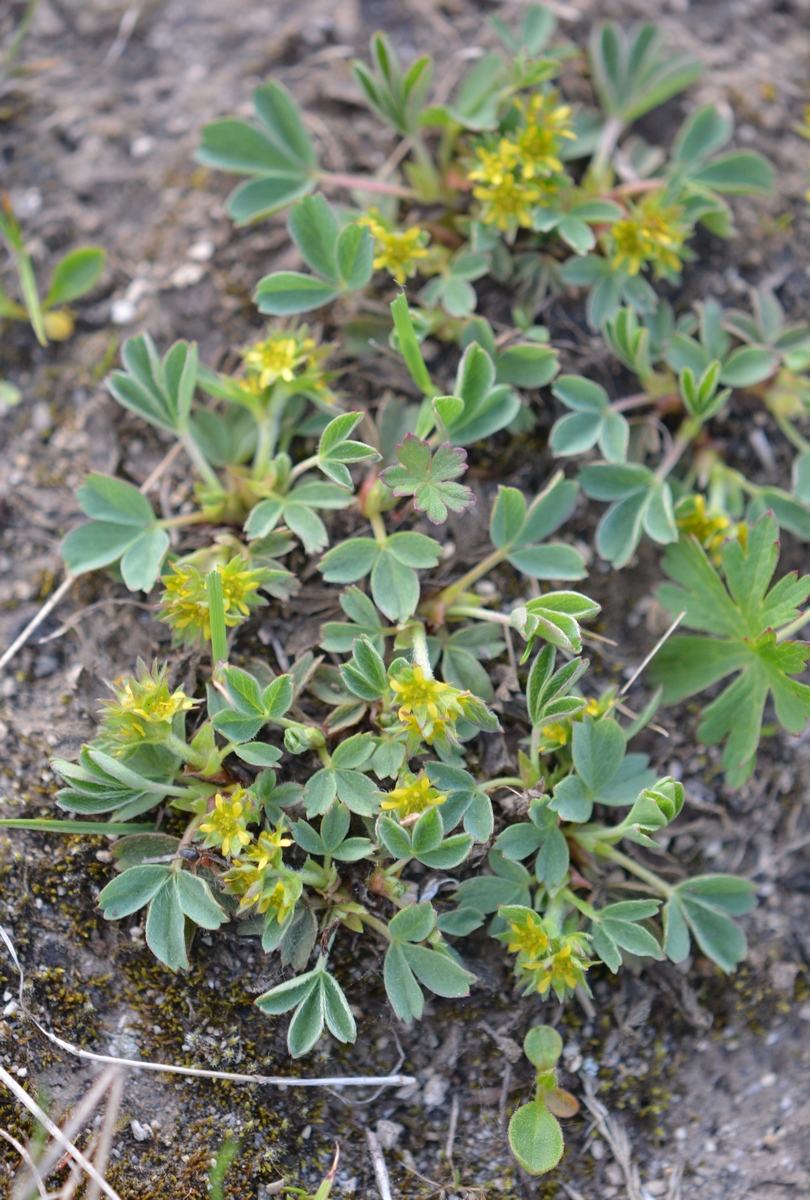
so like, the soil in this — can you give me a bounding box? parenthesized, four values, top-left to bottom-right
(1, 1, 810, 1198)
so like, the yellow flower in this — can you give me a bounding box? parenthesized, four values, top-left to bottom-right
(245, 826, 293, 872)
(512, 92, 575, 179)
(241, 327, 333, 400)
(358, 209, 430, 284)
(380, 771, 446, 820)
(675, 494, 733, 561)
(469, 140, 546, 232)
(100, 662, 196, 751)
(159, 556, 271, 647)
(540, 721, 570, 747)
(199, 789, 258, 858)
(532, 941, 590, 999)
(608, 194, 688, 279)
(506, 909, 550, 959)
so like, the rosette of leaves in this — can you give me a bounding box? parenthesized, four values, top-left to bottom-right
(648, 512, 810, 786)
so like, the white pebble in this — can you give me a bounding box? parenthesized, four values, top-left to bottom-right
(187, 240, 215, 262)
(130, 136, 155, 158)
(130, 1120, 153, 1142)
(169, 262, 206, 289)
(376, 1119, 403, 1150)
(110, 298, 137, 325)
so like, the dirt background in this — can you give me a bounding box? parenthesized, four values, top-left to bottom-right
(2, 0, 810, 1197)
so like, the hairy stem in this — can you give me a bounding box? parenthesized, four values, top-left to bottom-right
(180, 432, 223, 494)
(320, 171, 414, 198)
(593, 843, 673, 897)
(438, 548, 505, 608)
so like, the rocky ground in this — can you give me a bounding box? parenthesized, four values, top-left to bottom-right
(1, 1, 810, 1197)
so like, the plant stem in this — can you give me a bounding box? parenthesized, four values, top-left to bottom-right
(481, 776, 523, 793)
(410, 623, 433, 677)
(593, 843, 673, 897)
(611, 392, 656, 413)
(320, 171, 414, 198)
(561, 887, 598, 921)
(360, 912, 393, 941)
(438, 548, 505, 608)
(445, 604, 512, 626)
(252, 415, 275, 480)
(774, 411, 810, 456)
(163, 732, 208, 772)
(591, 115, 624, 176)
(654, 418, 700, 482)
(206, 569, 228, 666)
(180, 432, 223, 494)
(370, 512, 388, 546)
(156, 511, 212, 530)
(288, 453, 320, 483)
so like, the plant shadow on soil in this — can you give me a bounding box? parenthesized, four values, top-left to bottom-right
(1, 1, 810, 1197)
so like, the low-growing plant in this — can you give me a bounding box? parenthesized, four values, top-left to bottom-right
(6, 5, 809, 1182)
(0, 195, 106, 404)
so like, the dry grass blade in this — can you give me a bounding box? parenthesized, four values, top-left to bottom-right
(366, 1129, 393, 1200)
(0, 1064, 122, 1200)
(579, 1074, 644, 1200)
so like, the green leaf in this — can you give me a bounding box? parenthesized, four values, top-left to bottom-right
(340, 636, 388, 701)
(320, 538, 379, 584)
(255, 969, 319, 1016)
(371, 550, 420, 622)
(336, 223, 374, 290)
(254, 272, 340, 315)
(389, 901, 436, 943)
(321, 972, 357, 1042)
(76, 474, 154, 527)
(384, 943, 424, 1022)
(508, 1101, 564, 1176)
(287, 986, 326, 1056)
(691, 152, 774, 195)
(98, 864, 171, 919)
(44, 247, 105, 308)
(289, 194, 340, 281)
(650, 514, 810, 781)
(120, 527, 170, 592)
(401, 943, 475, 997)
(145, 876, 189, 970)
(109, 335, 197, 435)
(380, 435, 475, 525)
(175, 871, 228, 928)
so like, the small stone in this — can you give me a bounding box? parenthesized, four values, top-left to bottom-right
(645, 1183, 667, 1197)
(169, 262, 206, 288)
(3, 1000, 18, 1018)
(187, 240, 215, 262)
(759, 1072, 777, 1088)
(300, 1125, 311, 1140)
(110, 298, 137, 325)
(14, 1066, 27, 1078)
(605, 1164, 623, 1186)
(590, 1138, 605, 1160)
(375, 1119, 404, 1150)
(130, 136, 155, 158)
(798, 1002, 810, 1021)
(130, 1120, 153, 1142)
(422, 1075, 449, 1109)
(0, 720, 8, 742)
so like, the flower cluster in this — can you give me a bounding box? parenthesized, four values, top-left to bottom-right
(159, 556, 272, 647)
(500, 907, 592, 1001)
(675, 494, 735, 561)
(606, 193, 688, 279)
(198, 789, 259, 857)
(468, 90, 573, 232)
(99, 661, 196, 753)
(241, 326, 334, 401)
(358, 208, 430, 284)
(388, 662, 498, 756)
(221, 823, 301, 923)
(380, 770, 446, 821)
